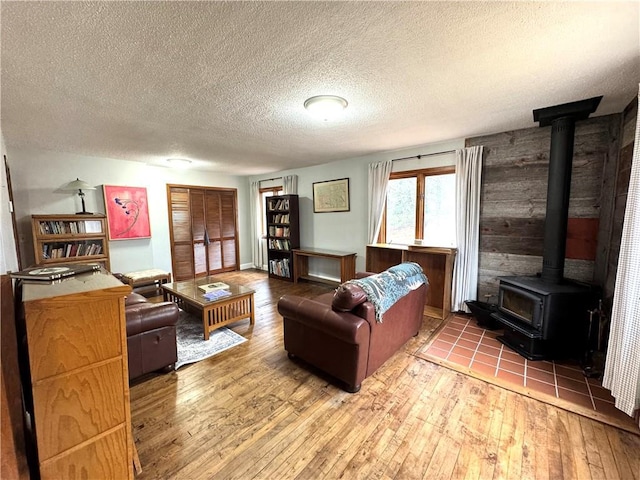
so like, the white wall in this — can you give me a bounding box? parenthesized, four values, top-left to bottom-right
(7, 138, 462, 280)
(8, 147, 250, 274)
(249, 138, 463, 280)
(1, 133, 19, 273)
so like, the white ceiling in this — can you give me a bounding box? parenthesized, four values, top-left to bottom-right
(1, 1, 639, 175)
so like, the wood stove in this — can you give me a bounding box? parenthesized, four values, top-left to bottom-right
(491, 97, 603, 360)
(494, 275, 599, 360)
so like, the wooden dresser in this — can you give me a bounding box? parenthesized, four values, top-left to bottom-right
(19, 270, 133, 479)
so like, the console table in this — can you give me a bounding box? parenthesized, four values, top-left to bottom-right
(366, 243, 456, 319)
(292, 247, 357, 286)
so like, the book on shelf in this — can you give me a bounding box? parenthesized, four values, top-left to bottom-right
(268, 238, 290, 250)
(42, 242, 103, 259)
(269, 258, 291, 278)
(198, 281, 229, 293)
(268, 198, 290, 212)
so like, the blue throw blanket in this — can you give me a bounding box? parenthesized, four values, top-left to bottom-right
(345, 262, 428, 323)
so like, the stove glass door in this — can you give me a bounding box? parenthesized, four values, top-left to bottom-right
(499, 284, 543, 328)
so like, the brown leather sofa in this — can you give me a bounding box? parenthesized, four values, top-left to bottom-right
(277, 269, 428, 393)
(125, 292, 179, 381)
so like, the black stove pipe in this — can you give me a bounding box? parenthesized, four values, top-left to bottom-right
(533, 96, 602, 284)
(541, 116, 576, 283)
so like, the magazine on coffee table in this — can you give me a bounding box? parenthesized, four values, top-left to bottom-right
(198, 281, 229, 293)
(10, 263, 101, 281)
(202, 289, 232, 301)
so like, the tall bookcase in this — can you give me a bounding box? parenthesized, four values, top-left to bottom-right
(31, 214, 111, 271)
(266, 194, 299, 281)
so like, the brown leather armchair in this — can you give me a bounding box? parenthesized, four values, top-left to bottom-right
(125, 293, 179, 381)
(277, 271, 428, 393)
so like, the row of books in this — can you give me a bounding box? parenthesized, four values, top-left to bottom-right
(268, 239, 291, 251)
(269, 258, 291, 278)
(268, 226, 290, 237)
(269, 214, 290, 224)
(267, 198, 290, 211)
(38, 220, 102, 235)
(43, 242, 103, 259)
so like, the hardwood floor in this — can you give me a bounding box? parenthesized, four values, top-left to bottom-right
(130, 270, 640, 480)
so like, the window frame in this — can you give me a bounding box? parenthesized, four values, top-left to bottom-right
(259, 186, 283, 236)
(379, 165, 455, 244)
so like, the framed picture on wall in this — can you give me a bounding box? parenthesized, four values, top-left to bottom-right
(313, 178, 350, 213)
(103, 185, 151, 240)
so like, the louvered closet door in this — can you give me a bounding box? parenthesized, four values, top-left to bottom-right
(205, 190, 238, 273)
(168, 185, 239, 281)
(168, 188, 195, 280)
(205, 191, 222, 271)
(190, 189, 208, 277)
(220, 191, 238, 269)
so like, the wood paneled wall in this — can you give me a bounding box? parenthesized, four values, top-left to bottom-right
(604, 96, 638, 304)
(466, 113, 623, 301)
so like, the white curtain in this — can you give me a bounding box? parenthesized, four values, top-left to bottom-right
(603, 86, 640, 424)
(367, 160, 393, 243)
(283, 175, 298, 195)
(249, 181, 264, 270)
(451, 146, 483, 312)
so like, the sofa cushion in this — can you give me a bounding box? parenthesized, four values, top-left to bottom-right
(332, 283, 368, 312)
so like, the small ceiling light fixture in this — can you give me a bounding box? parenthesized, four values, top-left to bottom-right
(167, 158, 192, 167)
(62, 178, 96, 215)
(304, 95, 348, 121)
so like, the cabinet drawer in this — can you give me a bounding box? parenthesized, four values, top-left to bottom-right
(39, 425, 130, 480)
(25, 299, 123, 381)
(33, 359, 126, 460)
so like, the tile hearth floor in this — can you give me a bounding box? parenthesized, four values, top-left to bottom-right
(420, 314, 637, 430)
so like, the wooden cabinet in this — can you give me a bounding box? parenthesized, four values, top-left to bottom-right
(366, 244, 456, 319)
(266, 195, 299, 281)
(167, 185, 239, 281)
(31, 214, 110, 270)
(18, 270, 133, 479)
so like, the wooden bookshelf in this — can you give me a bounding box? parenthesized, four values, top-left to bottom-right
(366, 243, 456, 319)
(31, 214, 111, 270)
(265, 195, 299, 281)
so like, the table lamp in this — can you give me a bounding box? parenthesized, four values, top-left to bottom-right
(63, 178, 96, 214)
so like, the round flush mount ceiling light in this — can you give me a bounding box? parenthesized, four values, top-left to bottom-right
(166, 158, 192, 167)
(304, 95, 348, 121)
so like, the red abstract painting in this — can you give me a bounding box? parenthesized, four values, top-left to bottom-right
(103, 185, 151, 240)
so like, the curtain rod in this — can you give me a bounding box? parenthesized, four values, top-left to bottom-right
(259, 176, 283, 183)
(392, 149, 456, 162)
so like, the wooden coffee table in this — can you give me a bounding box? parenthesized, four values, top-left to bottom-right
(161, 277, 255, 340)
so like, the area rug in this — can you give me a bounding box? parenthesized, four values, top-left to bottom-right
(416, 314, 640, 435)
(176, 310, 247, 369)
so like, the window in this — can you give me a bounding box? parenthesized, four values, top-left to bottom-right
(260, 187, 283, 235)
(386, 177, 417, 244)
(381, 166, 456, 247)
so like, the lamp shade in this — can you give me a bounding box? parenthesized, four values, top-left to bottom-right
(63, 178, 96, 191)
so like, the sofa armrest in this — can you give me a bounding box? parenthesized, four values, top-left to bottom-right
(277, 295, 370, 345)
(126, 302, 179, 336)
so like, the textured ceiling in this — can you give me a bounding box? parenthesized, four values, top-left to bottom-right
(1, 1, 639, 175)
